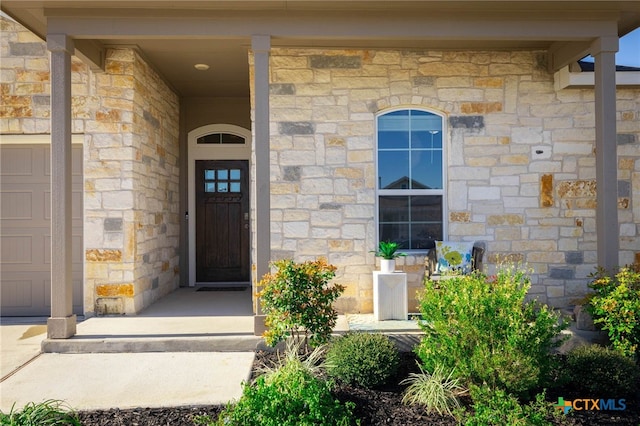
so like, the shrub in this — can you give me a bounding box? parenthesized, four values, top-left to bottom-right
(258, 258, 344, 348)
(463, 387, 557, 426)
(587, 266, 640, 359)
(400, 364, 467, 417)
(416, 266, 567, 397)
(0, 400, 81, 426)
(209, 351, 359, 426)
(563, 344, 640, 398)
(325, 332, 400, 388)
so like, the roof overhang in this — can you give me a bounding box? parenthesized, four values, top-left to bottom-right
(2, 1, 639, 97)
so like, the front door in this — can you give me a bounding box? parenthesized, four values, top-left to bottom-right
(195, 160, 250, 283)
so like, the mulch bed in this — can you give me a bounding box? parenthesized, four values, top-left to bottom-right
(77, 350, 640, 426)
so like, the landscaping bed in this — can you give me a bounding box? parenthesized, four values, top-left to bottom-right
(75, 349, 640, 426)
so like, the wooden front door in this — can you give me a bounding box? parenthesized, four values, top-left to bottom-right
(195, 160, 250, 283)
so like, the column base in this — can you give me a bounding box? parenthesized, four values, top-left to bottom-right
(47, 315, 77, 339)
(253, 314, 267, 336)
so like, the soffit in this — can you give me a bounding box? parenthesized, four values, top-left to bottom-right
(2, 1, 639, 98)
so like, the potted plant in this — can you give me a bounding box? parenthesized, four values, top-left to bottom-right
(371, 240, 406, 273)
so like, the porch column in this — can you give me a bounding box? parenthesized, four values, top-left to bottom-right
(47, 33, 77, 339)
(592, 36, 619, 271)
(252, 35, 271, 335)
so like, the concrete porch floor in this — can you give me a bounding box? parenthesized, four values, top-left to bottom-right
(37, 286, 421, 354)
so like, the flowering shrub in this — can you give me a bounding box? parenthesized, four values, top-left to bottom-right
(258, 258, 344, 348)
(417, 266, 567, 397)
(587, 266, 640, 359)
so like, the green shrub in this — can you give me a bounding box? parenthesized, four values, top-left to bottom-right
(258, 258, 345, 348)
(416, 266, 567, 397)
(563, 344, 640, 398)
(587, 266, 640, 359)
(0, 400, 81, 426)
(325, 332, 400, 388)
(400, 364, 467, 417)
(463, 387, 557, 426)
(209, 352, 359, 426)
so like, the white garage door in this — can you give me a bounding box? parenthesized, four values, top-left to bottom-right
(1, 139, 83, 316)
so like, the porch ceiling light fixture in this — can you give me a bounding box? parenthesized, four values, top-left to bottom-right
(194, 63, 210, 71)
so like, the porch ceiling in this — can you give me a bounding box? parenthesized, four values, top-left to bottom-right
(2, 1, 640, 98)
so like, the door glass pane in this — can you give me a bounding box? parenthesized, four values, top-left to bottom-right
(218, 169, 228, 180)
(217, 182, 228, 192)
(205, 182, 216, 192)
(230, 182, 241, 192)
(230, 169, 241, 180)
(205, 170, 215, 180)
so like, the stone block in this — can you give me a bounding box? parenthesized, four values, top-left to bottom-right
(449, 116, 484, 129)
(95, 297, 124, 315)
(574, 305, 597, 331)
(310, 55, 361, 69)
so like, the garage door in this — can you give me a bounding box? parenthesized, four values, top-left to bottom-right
(1, 140, 83, 316)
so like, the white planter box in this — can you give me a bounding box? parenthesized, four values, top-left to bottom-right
(373, 272, 407, 321)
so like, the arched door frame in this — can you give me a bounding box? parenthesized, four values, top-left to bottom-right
(187, 124, 252, 286)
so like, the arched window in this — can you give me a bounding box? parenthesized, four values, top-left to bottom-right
(376, 108, 444, 250)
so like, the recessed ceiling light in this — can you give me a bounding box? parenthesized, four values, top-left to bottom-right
(194, 63, 210, 71)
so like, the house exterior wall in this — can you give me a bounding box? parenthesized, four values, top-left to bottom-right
(257, 47, 640, 313)
(1, 17, 181, 315)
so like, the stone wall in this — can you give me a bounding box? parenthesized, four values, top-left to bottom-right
(263, 48, 640, 312)
(1, 17, 181, 315)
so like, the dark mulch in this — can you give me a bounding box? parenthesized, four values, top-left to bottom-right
(77, 350, 640, 426)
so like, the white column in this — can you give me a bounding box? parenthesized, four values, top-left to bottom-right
(47, 33, 77, 339)
(252, 35, 271, 334)
(591, 36, 619, 271)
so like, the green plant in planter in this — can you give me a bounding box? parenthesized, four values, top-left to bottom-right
(258, 258, 345, 349)
(371, 241, 407, 260)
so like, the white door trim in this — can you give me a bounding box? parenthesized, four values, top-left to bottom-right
(187, 124, 252, 286)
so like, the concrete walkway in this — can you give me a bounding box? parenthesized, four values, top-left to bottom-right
(0, 288, 422, 413)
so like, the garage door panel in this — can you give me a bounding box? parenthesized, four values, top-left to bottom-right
(1, 143, 83, 316)
(0, 235, 33, 265)
(0, 147, 33, 176)
(0, 191, 33, 220)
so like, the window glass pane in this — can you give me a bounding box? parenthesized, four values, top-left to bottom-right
(230, 169, 241, 180)
(197, 134, 221, 144)
(230, 182, 241, 192)
(379, 223, 410, 249)
(217, 169, 228, 180)
(379, 196, 409, 222)
(204, 170, 215, 180)
(378, 131, 409, 149)
(411, 150, 443, 189)
(217, 182, 228, 192)
(378, 151, 409, 189)
(205, 182, 216, 192)
(220, 133, 245, 144)
(411, 195, 443, 221)
(411, 223, 442, 249)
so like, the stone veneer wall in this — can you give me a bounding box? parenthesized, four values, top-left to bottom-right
(260, 48, 640, 313)
(1, 17, 181, 315)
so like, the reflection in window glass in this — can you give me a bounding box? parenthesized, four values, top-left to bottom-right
(205, 183, 216, 192)
(377, 109, 444, 249)
(217, 182, 228, 192)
